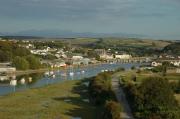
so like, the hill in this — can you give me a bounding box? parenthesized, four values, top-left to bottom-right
(163, 42, 180, 56)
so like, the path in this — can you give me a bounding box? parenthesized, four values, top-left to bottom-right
(111, 74, 134, 119)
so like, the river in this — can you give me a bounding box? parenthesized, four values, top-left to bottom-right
(0, 63, 143, 96)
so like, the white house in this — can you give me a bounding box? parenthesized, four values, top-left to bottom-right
(171, 61, 180, 67)
(0, 67, 16, 73)
(72, 56, 83, 60)
(115, 54, 132, 59)
(151, 61, 162, 67)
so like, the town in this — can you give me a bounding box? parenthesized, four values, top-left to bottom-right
(0, 37, 179, 119)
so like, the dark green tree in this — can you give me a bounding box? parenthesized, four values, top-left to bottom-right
(26, 55, 41, 69)
(138, 77, 178, 119)
(12, 56, 29, 70)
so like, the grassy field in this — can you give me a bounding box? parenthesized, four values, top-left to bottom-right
(61, 38, 170, 48)
(118, 70, 180, 82)
(0, 79, 99, 119)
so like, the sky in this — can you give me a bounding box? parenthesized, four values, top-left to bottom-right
(0, 0, 180, 39)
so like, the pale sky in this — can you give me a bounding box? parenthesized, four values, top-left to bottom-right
(0, 0, 180, 39)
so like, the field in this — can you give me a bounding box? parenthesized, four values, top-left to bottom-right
(60, 37, 171, 48)
(117, 69, 180, 105)
(0, 79, 99, 119)
(118, 70, 180, 82)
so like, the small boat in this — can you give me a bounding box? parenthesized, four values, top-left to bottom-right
(50, 71, 54, 75)
(28, 77, 32, 83)
(101, 70, 105, 72)
(69, 72, 74, 76)
(44, 72, 50, 76)
(20, 78, 25, 84)
(81, 70, 85, 74)
(10, 80, 17, 86)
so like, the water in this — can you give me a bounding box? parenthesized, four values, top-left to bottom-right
(0, 63, 143, 96)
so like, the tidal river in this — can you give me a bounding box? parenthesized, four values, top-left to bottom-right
(0, 63, 143, 96)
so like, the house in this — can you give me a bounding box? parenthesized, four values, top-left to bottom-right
(0, 67, 16, 73)
(81, 58, 90, 65)
(115, 54, 132, 59)
(171, 61, 180, 67)
(72, 56, 83, 60)
(100, 54, 114, 60)
(151, 61, 162, 67)
(0, 63, 16, 73)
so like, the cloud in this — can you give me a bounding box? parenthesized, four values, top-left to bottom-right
(0, 0, 180, 40)
(1, 0, 174, 20)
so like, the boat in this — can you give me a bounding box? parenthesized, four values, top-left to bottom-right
(28, 77, 32, 83)
(81, 70, 85, 74)
(20, 78, 25, 84)
(50, 71, 54, 75)
(69, 72, 74, 76)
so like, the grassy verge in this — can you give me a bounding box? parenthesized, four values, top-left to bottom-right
(0, 79, 99, 119)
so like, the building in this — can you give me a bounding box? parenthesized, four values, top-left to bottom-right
(100, 54, 114, 60)
(0, 67, 16, 73)
(95, 49, 106, 56)
(151, 61, 162, 67)
(115, 54, 132, 59)
(72, 56, 83, 60)
(171, 61, 180, 67)
(0, 63, 16, 74)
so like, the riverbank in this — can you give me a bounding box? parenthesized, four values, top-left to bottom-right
(0, 79, 99, 119)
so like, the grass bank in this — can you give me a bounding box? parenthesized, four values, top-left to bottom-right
(0, 79, 99, 119)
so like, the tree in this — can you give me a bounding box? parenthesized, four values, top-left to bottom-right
(26, 55, 41, 69)
(138, 77, 178, 119)
(13, 46, 30, 57)
(0, 50, 12, 62)
(12, 56, 29, 70)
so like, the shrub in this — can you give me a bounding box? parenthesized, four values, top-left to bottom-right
(102, 101, 122, 119)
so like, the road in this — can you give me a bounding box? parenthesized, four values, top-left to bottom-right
(111, 74, 135, 119)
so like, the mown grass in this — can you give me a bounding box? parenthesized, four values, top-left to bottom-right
(0, 79, 99, 119)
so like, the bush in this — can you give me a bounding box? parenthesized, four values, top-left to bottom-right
(102, 101, 122, 119)
(125, 77, 179, 119)
(88, 72, 114, 105)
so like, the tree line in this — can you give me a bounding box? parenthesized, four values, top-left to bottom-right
(0, 40, 41, 70)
